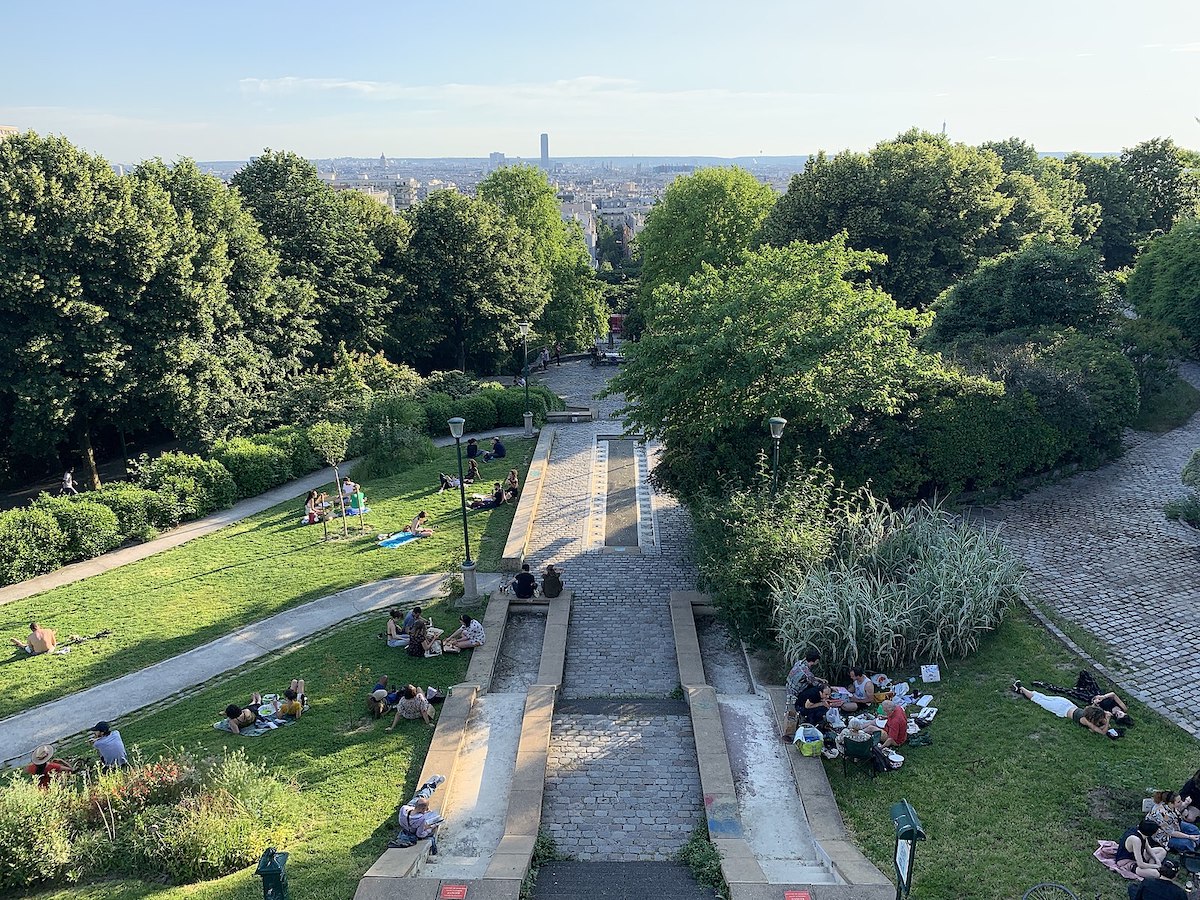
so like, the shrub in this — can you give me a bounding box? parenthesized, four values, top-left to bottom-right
(529, 382, 565, 413)
(0, 507, 67, 584)
(31, 496, 123, 562)
(133, 452, 237, 520)
(1128, 218, 1200, 355)
(1165, 493, 1200, 527)
(1183, 449, 1200, 489)
(1118, 318, 1187, 402)
(0, 778, 72, 890)
(772, 494, 1025, 679)
(88, 484, 174, 538)
(214, 438, 293, 499)
(355, 422, 435, 480)
(451, 393, 499, 432)
(421, 391, 455, 436)
(491, 388, 527, 427)
(252, 426, 321, 478)
(1039, 331, 1140, 458)
(421, 370, 480, 400)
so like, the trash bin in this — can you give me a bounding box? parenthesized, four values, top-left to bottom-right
(255, 847, 289, 900)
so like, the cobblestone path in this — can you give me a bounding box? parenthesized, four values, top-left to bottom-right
(977, 362, 1200, 735)
(528, 361, 704, 859)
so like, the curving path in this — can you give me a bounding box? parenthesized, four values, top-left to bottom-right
(977, 363, 1200, 736)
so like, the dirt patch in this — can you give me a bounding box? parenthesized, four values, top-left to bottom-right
(1088, 784, 1144, 823)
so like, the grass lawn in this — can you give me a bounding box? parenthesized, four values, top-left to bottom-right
(1131, 376, 1200, 433)
(826, 606, 1199, 900)
(27, 608, 473, 900)
(0, 440, 532, 722)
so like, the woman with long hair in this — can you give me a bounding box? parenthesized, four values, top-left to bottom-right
(1012, 681, 1118, 737)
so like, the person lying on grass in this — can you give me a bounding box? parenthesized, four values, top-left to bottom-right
(1012, 681, 1120, 737)
(443, 614, 486, 652)
(386, 684, 436, 729)
(224, 678, 305, 732)
(437, 473, 461, 493)
(10, 621, 56, 655)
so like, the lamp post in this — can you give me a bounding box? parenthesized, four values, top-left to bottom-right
(769, 417, 787, 496)
(519, 321, 533, 437)
(448, 417, 478, 602)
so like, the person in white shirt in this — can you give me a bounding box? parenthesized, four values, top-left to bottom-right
(443, 614, 485, 651)
(396, 775, 446, 854)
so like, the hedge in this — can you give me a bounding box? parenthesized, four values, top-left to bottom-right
(134, 452, 237, 520)
(90, 483, 180, 536)
(215, 438, 294, 499)
(0, 508, 67, 585)
(450, 393, 499, 433)
(31, 495, 123, 563)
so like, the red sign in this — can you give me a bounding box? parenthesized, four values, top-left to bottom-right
(784, 892, 811, 900)
(440, 886, 467, 900)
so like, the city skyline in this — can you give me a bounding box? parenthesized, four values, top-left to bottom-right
(2, 0, 1199, 163)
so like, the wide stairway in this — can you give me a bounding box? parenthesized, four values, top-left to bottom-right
(530, 861, 716, 900)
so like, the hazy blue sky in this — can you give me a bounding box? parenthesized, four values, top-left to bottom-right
(3, 0, 1198, 162)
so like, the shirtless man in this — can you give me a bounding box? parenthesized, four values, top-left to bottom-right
(10, 622, 56, 655)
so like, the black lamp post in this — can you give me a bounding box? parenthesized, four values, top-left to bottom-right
(448, 416, 472, 567)
(769, 416, 787, 496)
(519, 321, 532, 436)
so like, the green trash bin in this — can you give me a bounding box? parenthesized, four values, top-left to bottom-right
(255, 847, 289, 900)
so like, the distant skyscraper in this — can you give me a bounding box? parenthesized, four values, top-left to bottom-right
(540, 133, 549, 167)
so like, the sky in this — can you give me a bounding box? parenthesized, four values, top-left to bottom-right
(3, 0, 1199, 163)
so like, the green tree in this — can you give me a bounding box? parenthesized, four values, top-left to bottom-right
(0, 133, 175, 487)
(477, 164, 605, 350)
(597, 220, 624, 268)
(609, 237, 932, 493)
(231, 150, 388, 360)
(1128, 218, 1200, 355)
(761, 129, 1023, 308)
(637, 166, 776, 314)
(928, 241, 1118, 343)
(1064, 153, 1153, 270)
(130, 159, 317, 444)
(402, 190, 549, 372)
(1120, 137, 1200, 235)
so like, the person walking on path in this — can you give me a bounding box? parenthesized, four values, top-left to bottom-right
(553, 342, 562, 366)
(60, 468, 78, 495)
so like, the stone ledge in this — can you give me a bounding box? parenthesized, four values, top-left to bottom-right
(501, 427, 555, 572)
(463, 595, 511, 692)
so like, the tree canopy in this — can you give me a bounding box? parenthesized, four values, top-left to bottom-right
(1128, 218, 1200, 355)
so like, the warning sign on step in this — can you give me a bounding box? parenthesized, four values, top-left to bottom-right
(784, 892, 811, 900)
(439, 886, 467, 900)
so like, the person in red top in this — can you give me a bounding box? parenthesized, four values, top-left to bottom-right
(26, 744, 73, 789)
(880, 700, 909, 748)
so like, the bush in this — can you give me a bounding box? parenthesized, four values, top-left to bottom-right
(772, 494, 1025, 679)
(1118, 318, 1187, 402)
(1128, 219, 1200, 355)
(0, 778, 72, 890)
(355, 422, 435, 481)
(421, 370, 480, 400)
(529, 382, 565, 414)
(421, 391, 454, 436)
(492, 388, 529, 428)
(0, 507, 67, 584)
(88, 484, 176, 538)
(1183, 449, 1200, 489)
(133, 452, 237, 520)
(1165, 493, 1200, 527)
(252, 426, 321, 478)
(214, 438, 293, 499)
(31, 496, 123, 563)
(451, 392, 499, 432)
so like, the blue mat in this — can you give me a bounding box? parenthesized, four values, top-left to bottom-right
(377, 532, 420, 549)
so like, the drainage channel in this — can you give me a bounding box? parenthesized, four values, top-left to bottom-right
(589, 436, 657, 551)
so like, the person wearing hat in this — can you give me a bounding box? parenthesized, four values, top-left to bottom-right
(1130, 857, 1187, 899)
(89, 721, 128, 768)
(25, 744, 73, 789)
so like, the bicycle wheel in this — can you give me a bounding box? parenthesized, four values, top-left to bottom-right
(1022, 884, 1079, 900)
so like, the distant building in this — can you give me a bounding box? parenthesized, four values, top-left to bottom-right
(488, 151, 506, 170)
(0, 125, 19, 140)
(560, 199, 598, 268)
(540, 133, 549, 167)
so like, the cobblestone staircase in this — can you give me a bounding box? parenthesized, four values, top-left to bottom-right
(530, 861, 718, 900)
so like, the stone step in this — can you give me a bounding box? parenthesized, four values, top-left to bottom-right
(530, 861, 718, 900)
(758, 860, 841, 885)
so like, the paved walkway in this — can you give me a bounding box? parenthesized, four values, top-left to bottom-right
(0, 572, 501, 766)
(978, 362, 1200, 735)
(0, 427, 526, 608)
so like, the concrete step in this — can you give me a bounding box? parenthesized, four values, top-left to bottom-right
(530, 861, 718, 900)
(758, 860, 840, 884)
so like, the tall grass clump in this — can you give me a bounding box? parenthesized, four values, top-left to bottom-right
(772, 493, 1025, 679)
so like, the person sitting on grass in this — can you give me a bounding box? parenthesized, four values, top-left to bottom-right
(469, 483, 506, 509)
(224, 694, 268, 734)
(406, 616, 437, 658)
(466, 459, 481, 484)
(483, 437, 506, 463)
(1130, 858, 1187, 900)
(407, 511, 434, 537)
(26, 744, 74, 790)
(276, 680, 306, 720)
(1012, 681, 1119, 737)
(1147, 790, 1200, 853)
(443, 614, 486, 652)
(1115, 819, 1168, 880)
(438, 473, 461, 493)
(840, 667, 875, 714)
(348, 486, 369, 517)
(785, 649, 827, 712)
(466, 438, 480, 460)
(10, 622, 57, 655)
(505, 468, 520, 500)
(305, 490, 321, 524)
(387, 684, 436, 728)
(513, 563, 537, 599)
(541, 564, 563, 599)
(1180, 768, 1200, 823)
(89, 721, 128, 768)
(797, 684, 832, 727)
(385, 608, 408, 647)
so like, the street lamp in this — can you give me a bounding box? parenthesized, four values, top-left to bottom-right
(769, 417, 787, 496)
(448, 417, 478, 602)
(518, 321, 533, 437)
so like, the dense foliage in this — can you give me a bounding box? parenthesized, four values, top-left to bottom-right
(1128, 219, 1200, 355)
(0, 750, 294, 891)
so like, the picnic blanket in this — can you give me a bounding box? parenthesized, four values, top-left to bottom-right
(377, 532, 420, 549)
(212, 716, 299, 737)
(1094, 839, 1140, 881)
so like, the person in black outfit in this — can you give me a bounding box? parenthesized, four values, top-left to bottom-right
(466, 438, 480, 460)
(1130, 859, 1187, 900)
(797, 684, 832, 726)
(483, 438, 506, 463)
(1181, 767, 1200, 823)
(513, 563, 537, 599)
